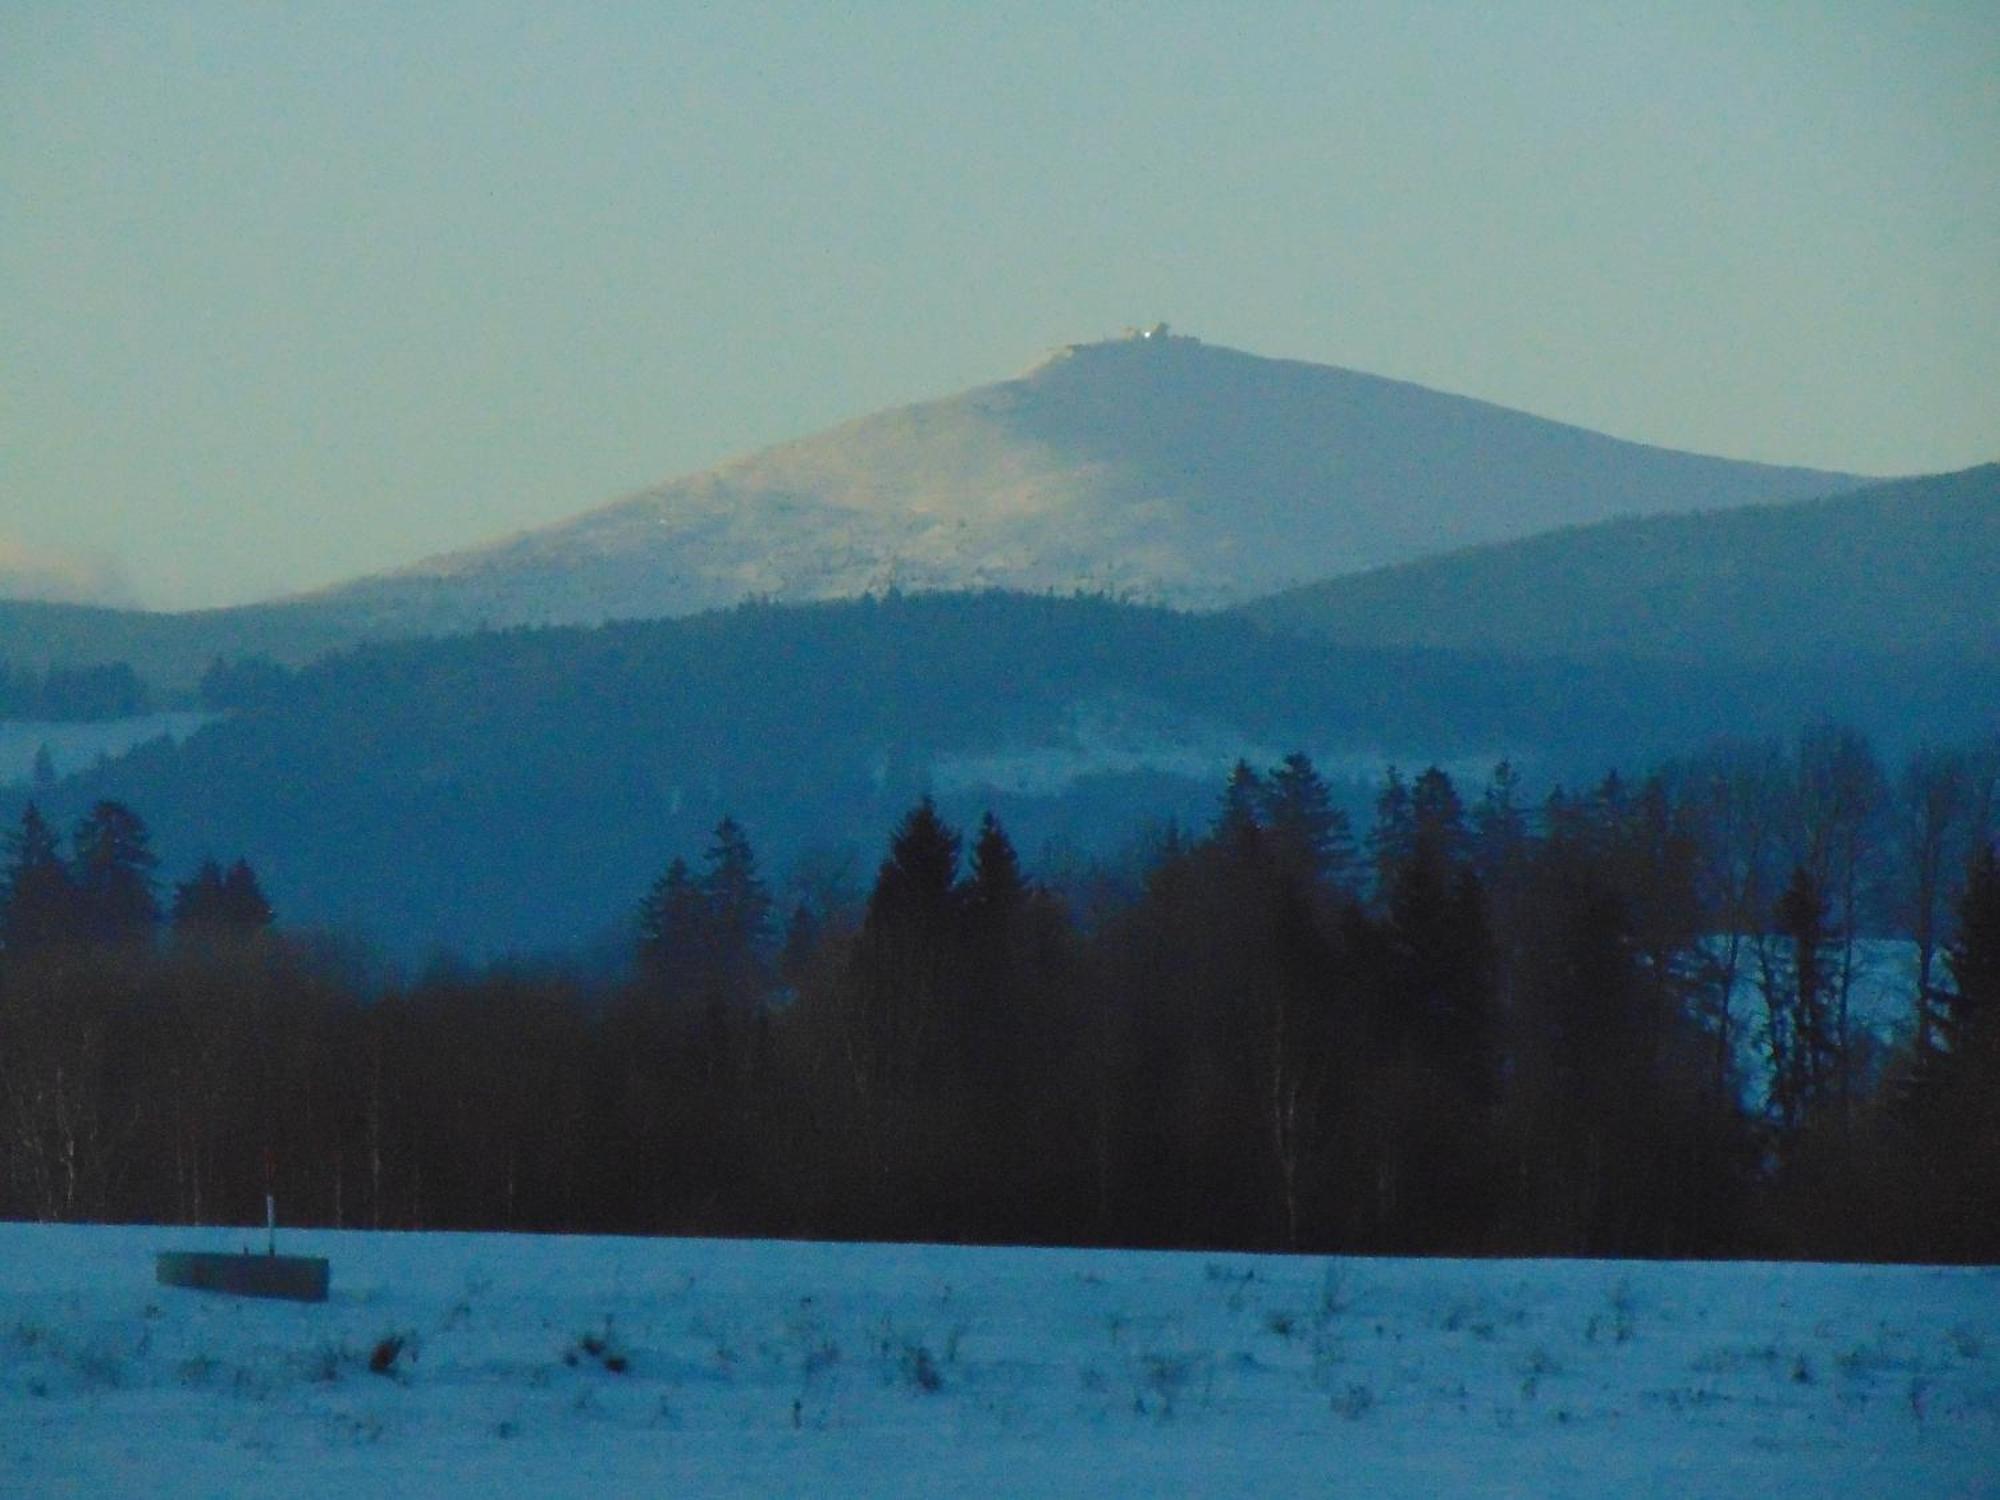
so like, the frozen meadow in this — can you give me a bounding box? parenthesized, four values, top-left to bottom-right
(3, 1223, 1995, 1498)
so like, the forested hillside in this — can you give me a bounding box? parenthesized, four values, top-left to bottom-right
(1242, 464, 1999, 665)
(8, 592, 1992, 959)
(0, 597, 379, 701)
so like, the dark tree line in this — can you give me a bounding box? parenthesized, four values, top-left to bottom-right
(1, 731, 1996, 1261)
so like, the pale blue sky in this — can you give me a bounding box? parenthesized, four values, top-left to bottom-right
(3, 2, 1995, 608)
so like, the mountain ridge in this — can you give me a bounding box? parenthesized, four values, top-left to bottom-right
(293, 332, 1870, 632)
(1239, 463, 2000, 665)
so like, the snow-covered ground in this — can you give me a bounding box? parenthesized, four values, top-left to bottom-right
(3, 1224, 1993, 1497)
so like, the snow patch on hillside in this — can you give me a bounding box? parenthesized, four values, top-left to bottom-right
(931, 695, 1515, 800)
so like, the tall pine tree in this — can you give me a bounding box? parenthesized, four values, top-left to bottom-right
(1, 804, 78, 956)
(70, 800, 158, 948)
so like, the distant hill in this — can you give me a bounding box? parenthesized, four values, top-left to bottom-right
(297, 331, 1865, 633)
(3, 333, 1871, 694)
(0, 597, 380, 700)
(1240, 464, 2000, 666)
(11, 592, 1991, 961)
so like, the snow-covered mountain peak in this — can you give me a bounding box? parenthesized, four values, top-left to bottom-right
(300, 337, 1867, 633)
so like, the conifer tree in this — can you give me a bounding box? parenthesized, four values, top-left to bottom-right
(866, 797, 961, 933)
(219, 859, 274, 931)
(70, 800, 158, 947)
(1368, 766, 1414, 904)
(1410, 766, 1469, 866)
(966, 811, 1027, 924)
(1471, 760, 1530, 889)
(1216, 760, 1265, 850)
(1, 804, 78, 956)
(854, 797, 964, 1096)
(698, 816, 772, 975)
(170, 859, 228, 935)
(1264, 752, 1357, 893)
(636, 857, 701, 982)
(172, 857, 274, 938)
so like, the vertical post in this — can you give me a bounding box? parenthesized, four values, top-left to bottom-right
(264, 1146, 277, 1257)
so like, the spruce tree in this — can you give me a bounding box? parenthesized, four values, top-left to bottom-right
(1264, 752, 1357, 893)
(1368, 766, 1414, 903)
(966, 811, 1027, 924)
(171, 858, 229, 935)
(70, 800, 159, 947)
(855, 797, 964, 1096)
(867, 796, 961, 933)
(1, 804, 79, 955)
(698, 816, 772, 974)
(219, 859, 274, 931)
(172, 857, 274, 938)
(636, 857, 702, 982)
(1216, 760, 1265, 851)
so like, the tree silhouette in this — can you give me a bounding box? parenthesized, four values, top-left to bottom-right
(636, 858, 701, 982)
(697, 816, 772, 978)
(1941, 842, 2000, 1066)
(1264, 752, 1357, 893)
(70, 801, 159, 948)
(172, 857, 274, 939)
(1, 805, 78, 956)
(1769, 862, 1836, 1140)
(1215, 760, 1265, 851)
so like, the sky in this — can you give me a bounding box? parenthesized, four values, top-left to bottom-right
(2, 3, 1995, 611)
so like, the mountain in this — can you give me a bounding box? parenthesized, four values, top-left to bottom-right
(13, 592, 1991, 961)
(297, 330, 1866, 633)
(1239, 464, 2000, 665)
(2, 333, 1872, 693)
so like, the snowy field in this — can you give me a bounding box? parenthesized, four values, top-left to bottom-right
(3, 1224, 1995, 1498)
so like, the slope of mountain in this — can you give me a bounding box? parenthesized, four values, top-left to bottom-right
(13, 592, 1991, 961)
(298, 331, 1867, 633)
(1239, 464, 2000, 665)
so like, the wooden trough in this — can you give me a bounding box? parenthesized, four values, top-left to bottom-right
(156, 1249, 330, 1303)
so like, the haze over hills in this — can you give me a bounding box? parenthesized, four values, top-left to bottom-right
(1241, 463, 2000, 666)
(296, 330, 1868, 634)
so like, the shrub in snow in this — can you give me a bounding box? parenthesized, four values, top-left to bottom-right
(369, 1334, 410, 1378)
(1330, 1383, 1375, 1419)
(899, 1343, 941, 1394)
(564, 1321, 630, 1375)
